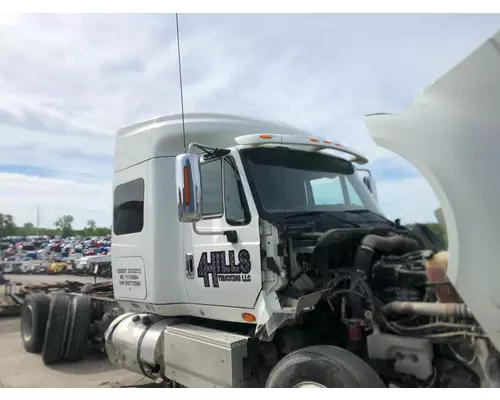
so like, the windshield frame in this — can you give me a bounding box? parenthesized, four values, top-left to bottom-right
(238, 146, 383, 222)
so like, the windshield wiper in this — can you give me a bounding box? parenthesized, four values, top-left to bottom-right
(343, 209, 373, 214)
(282, 211, 323, 220)
(281, 211, 361, 227)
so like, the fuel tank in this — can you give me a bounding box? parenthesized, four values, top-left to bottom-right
(104, 313, 181, 379)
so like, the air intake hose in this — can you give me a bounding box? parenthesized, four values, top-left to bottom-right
(354, 234, 421, 279)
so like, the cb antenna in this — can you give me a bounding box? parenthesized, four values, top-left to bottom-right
(175, 13, 187, 152)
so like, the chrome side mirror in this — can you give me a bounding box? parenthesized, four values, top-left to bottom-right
(175, 153, 203, 223)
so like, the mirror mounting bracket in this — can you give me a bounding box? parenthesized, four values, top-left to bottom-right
(191, 218, 238, 243)
(223, 230, 238, 243)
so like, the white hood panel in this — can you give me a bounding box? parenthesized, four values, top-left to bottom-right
(365, 31, 500, 351)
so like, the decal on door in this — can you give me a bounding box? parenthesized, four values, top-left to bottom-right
(197, 249, 252, 288)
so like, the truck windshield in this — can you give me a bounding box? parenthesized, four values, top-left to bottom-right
(239, 147, 382, 219)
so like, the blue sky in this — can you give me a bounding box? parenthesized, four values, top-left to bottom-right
(0, 13, 499, 228)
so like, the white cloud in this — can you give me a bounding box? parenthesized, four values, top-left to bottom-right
(377, 176, 440, 224)
(0, 13, 19, 27)
(0, 14, 499, 228)
(0, 173, 111, 228)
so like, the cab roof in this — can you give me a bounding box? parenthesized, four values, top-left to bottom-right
(114, 112, 366, 171)
(114, 113, 313, 171)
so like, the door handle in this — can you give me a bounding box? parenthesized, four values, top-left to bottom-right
(185, 253, 194, 279)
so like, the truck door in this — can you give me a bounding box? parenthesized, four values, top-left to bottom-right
(185, 152, 261, 309)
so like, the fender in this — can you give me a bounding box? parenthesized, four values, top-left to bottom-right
(364, 30, 500, 352)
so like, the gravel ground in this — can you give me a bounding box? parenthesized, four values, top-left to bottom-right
(0, 274, 158, 388)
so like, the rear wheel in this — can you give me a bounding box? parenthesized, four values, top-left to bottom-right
(20, 293, 51, 353)
(64, 295, 92, 361)
(42, 294, 71, 365)
(265, 345, 386, 388)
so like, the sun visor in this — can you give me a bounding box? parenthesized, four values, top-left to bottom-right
(365, 30, 500, 351)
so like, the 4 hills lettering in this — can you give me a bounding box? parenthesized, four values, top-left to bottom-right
(197, 249, 252, 288)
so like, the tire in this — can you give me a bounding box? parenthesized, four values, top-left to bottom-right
(20, 293, 51, 353)
(265, 345, 386, 388)
(42, 294, 71, 365)
(64, 295, 92, 361)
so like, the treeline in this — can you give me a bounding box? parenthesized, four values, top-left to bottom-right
(425, 222, 448, 247)
(1, 211, 447, 244)
(0, 212, 111, 238)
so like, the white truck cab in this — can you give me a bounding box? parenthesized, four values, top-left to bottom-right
(111, 113, 382, 328)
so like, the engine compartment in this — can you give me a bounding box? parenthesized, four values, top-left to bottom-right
(100, 222, 500, 388)
(277, 225, 500, 388)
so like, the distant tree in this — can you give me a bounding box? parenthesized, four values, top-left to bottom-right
(426, 222, 448, 247)
(2, 213, 111, 238)
(54, 215, 74, 237)
(15, 222, 37, 236)
(0, 213, 16, 237)
(94, 226, 111, 237)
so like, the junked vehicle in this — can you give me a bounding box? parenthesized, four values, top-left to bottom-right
(17, 30, 500, 388)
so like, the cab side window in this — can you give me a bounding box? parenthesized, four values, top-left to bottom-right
(113, 178, 145, 235)
(200, 160, 223, 217)
(223, 158, 249, 225)
(345, 179, 364, 207)
(200, 157, 250, 225)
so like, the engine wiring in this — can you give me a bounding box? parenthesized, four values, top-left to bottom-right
(295, 229, 485, 385)
(324, 267, 484, 341)
(448, 340, 478, 366)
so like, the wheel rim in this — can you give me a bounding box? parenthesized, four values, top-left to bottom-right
(293, 381, 326, 388)
(21, 304, 34, 342)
